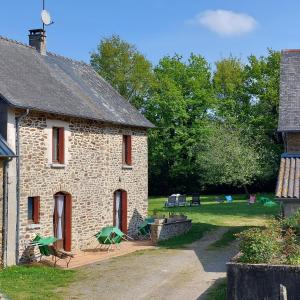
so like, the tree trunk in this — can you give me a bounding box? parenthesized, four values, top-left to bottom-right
(243, 184, 250, 197)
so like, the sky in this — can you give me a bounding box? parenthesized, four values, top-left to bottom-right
(1, 0, 300, 66)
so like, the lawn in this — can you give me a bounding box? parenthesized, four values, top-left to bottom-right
(0, 265, 75, 300)
(149, 194, 280, 248)
(0, 193, 279, 300)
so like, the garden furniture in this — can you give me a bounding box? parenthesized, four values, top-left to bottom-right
(248, 194, 256, 205)
(225, 195, 233, 203)
(178, 194, 187, 206)
(165, 195, 177, 207)
(95, 226, 129, 251)
(190, 194, 201, 206)
(31, 234, 74, 267)
(137, 217, 154, 239)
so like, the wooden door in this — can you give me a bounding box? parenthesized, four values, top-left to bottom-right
(114, 190, 128, 233)
(54, 193, 72, 251)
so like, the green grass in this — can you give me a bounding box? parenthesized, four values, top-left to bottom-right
(205, 278, 227, 300)
(158, 223, 217, 248)
(0, 265, 75, 300)
(149, 194, 279, 248)
(207, 226, 251, 250)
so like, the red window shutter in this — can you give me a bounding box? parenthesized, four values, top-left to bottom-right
(58, 128, 65, 164)
(33, 196, 40, 224)
(64, 194, 72, 252)
(126, 136, 132, 165)
(121, 191, 128, 234)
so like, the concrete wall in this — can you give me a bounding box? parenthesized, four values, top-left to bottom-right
(16, 110, 148, 261)
(227, 262, 300, 300)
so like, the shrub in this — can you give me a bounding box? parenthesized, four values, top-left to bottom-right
(282, 227, 300, 265)
(282, 209, 300, 236)
(237, 227, 281, 264)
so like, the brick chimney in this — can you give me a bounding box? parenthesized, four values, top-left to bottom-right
(28, 29, 46, 55)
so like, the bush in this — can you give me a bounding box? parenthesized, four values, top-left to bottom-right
(237, 218, 300, 265)
(237, 227, 281, 264)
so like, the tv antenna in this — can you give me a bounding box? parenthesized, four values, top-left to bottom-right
(41, 0, 54, 30)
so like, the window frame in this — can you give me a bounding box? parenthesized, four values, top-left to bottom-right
(122, 135, 132, 166)
(52, 127, 65, 164)
(28, 196, 40, 224)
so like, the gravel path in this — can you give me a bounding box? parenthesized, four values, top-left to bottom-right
(63, 228, 238, 300)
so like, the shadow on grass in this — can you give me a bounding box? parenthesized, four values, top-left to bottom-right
(158, 223, 218, 249)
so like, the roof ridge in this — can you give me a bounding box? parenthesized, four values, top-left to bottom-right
(0, 35, 35, 50)
(0, 35, 90, 66)
(47, 51, 90, 67)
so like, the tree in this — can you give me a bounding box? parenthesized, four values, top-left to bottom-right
(145, 54, 214, 194)
(198, 124, 262, 193)
(91, 35, 154, 109)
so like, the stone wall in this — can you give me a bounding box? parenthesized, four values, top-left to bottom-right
(17, 110, 149, 259)
(0, 159, 3, 262)
(227, 262, 300, 300)
(150, 220, 192, 243)
(286, 133, 300, 153)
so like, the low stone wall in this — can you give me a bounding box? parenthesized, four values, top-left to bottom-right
(227, 261, 300, 300)
(150, 220, 192, 243)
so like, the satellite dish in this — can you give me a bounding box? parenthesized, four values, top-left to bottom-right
(41, 10, 52, 25)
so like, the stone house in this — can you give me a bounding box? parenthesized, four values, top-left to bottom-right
(276, 50, 300, 216)
(0, 29, 153, 266)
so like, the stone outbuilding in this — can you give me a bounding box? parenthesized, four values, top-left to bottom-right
(276, 50, 300, 216)
(0, 29, 154, 266)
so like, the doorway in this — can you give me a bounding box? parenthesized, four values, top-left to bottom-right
(53, 192, 72, 251)
(114, 190, 127, 233)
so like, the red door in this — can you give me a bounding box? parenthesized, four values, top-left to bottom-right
(54, 193, 72, 251)
(113, 190, 127, 233)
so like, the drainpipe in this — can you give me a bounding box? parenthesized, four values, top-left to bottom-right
(2, 157, 12, 268)
(15, 109, 29, 264)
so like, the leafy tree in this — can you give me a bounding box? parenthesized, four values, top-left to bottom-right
(145, 54, 213, 194)
(198, 124, 262, 193)
(91, 35, 154, 109)
(213, 57, 251, 125)
(244, 50, 282, 182)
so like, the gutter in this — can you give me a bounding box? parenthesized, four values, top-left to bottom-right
(15, 109, 29, 264)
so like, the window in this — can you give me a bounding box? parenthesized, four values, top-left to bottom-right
(52, 127, 65, 164)
(28, 196, 40, 224)
(122, 135, 132, 165)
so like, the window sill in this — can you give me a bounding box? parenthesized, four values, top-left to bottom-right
(26, 224, 41, 230)
(50, 163, 66, 169)
(122, 165, 133, 170)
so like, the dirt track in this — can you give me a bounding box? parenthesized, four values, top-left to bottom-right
(63, 228, 237, 300)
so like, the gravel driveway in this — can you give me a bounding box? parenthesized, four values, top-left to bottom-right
(63, 228, 237, 300)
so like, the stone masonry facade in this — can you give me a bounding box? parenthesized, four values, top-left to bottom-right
(286, 133, 300, 153)
(17, 110, 148, 259)
(0, 159, 3, 262)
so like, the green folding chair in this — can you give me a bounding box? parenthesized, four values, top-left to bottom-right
(95, 226, 126, 251)
(138, 217, 154, 239)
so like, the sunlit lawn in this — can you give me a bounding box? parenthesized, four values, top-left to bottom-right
(149, 194, 280, 247)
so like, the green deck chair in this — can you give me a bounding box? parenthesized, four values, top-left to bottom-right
(32, 235, 74, 267)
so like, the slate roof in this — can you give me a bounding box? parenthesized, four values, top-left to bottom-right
(279, 50, 300, 132)
(275, 155, 300, 199)
(0, 135, 16, 158)
(0, 36, 154, 128)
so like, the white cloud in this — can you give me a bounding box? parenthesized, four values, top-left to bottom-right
(189, 10, 257, 37)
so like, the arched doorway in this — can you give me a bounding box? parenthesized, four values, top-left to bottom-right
(53, 192, 72, 251)
(113, 190, 128, 233)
